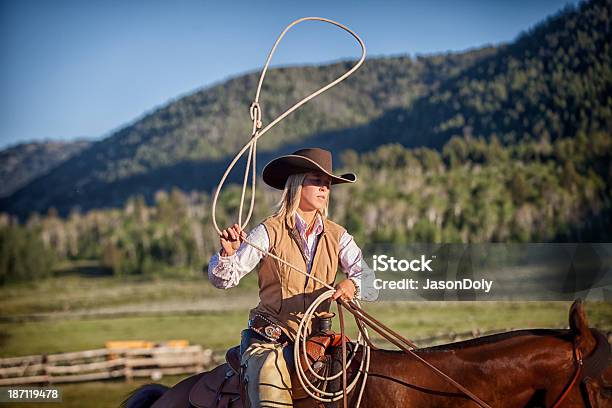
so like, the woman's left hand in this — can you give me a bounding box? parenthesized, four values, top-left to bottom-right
(332, 279, 356, 302)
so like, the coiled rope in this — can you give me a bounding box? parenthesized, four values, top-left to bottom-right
(210, 17, 493, 408)
(294, 289, 371, 405)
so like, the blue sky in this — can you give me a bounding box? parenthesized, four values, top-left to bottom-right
(0, 0, 578, 149)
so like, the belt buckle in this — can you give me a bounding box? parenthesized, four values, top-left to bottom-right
(264, 325, 281, 341)
(249, 316, 282, 342)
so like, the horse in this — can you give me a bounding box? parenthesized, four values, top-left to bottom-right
(121, 300, 611, 407)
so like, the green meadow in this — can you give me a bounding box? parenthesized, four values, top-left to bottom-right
(2, 274, 610, 355)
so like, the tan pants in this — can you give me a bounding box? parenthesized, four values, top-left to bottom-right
(241, 341, 293, 408)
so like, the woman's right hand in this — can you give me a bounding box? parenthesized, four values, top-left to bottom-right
(219, 224, 244, 257)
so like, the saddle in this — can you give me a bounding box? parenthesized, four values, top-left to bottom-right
(189, 332, 352, 408)
(189, 363, 241, 408)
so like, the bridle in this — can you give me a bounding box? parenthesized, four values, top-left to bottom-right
(549, 339, 584, 408)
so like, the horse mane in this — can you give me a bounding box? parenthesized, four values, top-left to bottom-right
(357, 301, 598, 357)
(375, 329, 572, 355)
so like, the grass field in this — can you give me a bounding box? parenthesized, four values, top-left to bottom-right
(1, 272, 610, 354)
(2, 299, 611, 357)
(0, 273, 610, 407)
(0, 267, 258, 316)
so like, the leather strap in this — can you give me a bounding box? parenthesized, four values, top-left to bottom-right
(338, 303, 348, 408)
(550, 341, 584, 408)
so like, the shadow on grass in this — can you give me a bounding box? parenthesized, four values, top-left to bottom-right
(53, 261, 113, 278)
(0, 330, 11, 349)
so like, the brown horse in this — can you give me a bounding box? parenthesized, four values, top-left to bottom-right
(121, 300, 611, 407)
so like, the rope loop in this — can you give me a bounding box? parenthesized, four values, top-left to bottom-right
(249, 102, 262, 131)
(210, 16, 366, 236)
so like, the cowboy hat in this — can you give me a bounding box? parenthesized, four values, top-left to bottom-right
(262, 148, 357, 190)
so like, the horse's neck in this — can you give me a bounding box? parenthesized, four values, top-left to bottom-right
(365, 331, 575, 378)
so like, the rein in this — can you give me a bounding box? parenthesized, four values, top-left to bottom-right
(549, 340, 584, 408)
(211, 16, 493, 408)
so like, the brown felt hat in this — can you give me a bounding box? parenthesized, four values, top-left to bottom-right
(262, 148, 357, 190)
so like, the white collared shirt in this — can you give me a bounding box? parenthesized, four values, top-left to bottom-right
(207, 213, 379, 301)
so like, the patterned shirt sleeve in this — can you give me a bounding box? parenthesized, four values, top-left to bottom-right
(207, 223, 269, 289)
(338, 231, 379, 301)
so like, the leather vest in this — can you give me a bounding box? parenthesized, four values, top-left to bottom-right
(249, 214, 345, 341)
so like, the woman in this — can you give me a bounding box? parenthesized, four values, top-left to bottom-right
(208, 147, 378, 408)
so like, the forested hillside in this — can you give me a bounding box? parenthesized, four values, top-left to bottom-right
(2, 131, 609, 284)
(0, 140, 90, 197)
(358, 0, 611, 149)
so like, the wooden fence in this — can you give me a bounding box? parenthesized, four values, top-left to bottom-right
(0, 330, 506, 386)
(0, 342, 215, 386)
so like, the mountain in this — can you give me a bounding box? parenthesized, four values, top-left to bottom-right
(1, 0, 609, 219)
(0, 140, 91, 197)
(354, 0, 611, 149)
(0, 50, 494, 218)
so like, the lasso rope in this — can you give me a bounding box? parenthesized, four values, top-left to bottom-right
(211, 16, 366, 235)
(293, 289, 370, 405)
(210, 16, 492, 408)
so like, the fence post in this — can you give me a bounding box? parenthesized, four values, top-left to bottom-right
(42, 354, 50, 384)
(124, 357, 133, 383)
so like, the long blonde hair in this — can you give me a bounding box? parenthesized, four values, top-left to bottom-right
(274, 172, 329, 227)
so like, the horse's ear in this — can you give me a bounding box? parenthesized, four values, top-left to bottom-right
(569, 298, 596, 356)
(569, 299, 587, 334)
